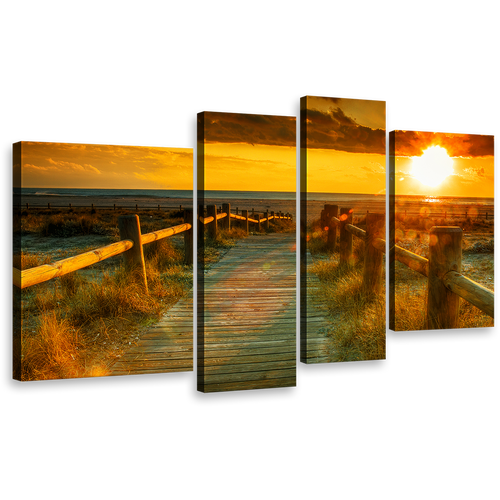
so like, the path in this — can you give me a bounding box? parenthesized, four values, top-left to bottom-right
(300, 252, 332, 363)
(110, 289, 193, 376)
(198, 234, 296, 392)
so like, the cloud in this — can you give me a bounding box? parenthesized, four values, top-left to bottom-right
(46, 158, 101, 174)
(303, 106, 385, 154)
(393, 131, 494, 157)
(200, 112, 296, 147)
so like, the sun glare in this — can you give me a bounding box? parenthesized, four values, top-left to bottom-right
(411, 145, 454, 187)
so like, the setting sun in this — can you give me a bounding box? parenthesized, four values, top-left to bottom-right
(411, 145, 454, 187)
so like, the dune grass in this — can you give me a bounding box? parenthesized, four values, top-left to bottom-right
(310, 237, 386, 362)
(15, 209, 192, 381)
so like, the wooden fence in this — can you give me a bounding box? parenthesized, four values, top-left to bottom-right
(198, 203, 292, 239)
(15, 202, 290, 289)
(17, 203, 190, 212)
(13, 211, 193, 293)
(315, 203, 494, 328)
(396, 208, 493, 220)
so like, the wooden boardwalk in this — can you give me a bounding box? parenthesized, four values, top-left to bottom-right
(110, 289, 193, 376)
(198, 234, 296, 392)
(301, 252, 332, 363)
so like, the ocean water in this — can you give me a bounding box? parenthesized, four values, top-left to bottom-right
(17, 187, 193, 199)
(15, 188, 493, 207)
(395, 194, 494, 206)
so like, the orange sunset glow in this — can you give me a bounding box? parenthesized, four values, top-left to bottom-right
(303, 96, 386, 194)
(199, 112, 296, 192)
(392, 131, 494, 198)
(14, 142, 193, 190)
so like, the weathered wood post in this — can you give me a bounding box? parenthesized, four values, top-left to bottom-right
(339, 207, 353, 266)
(222, 203, 231, 231)
(265, 210, 270, 230)
(69, 203, 72, 210)
(118, 214, 148, 293)
(207, 204, 217, 240)
(242, 209, 249, 235)
(324, 204, 338, 252)
(114, 204, 116, 210)
(271, 211, 275, 225)
(427, 226, 462, 329)
(180, 204, 182, 211)
(363, 213, 385, 295)
(48, 203, 51, 209)
(236, 207, 238, 215)
(257, 213, 262, 231)
(26, 203, 29, 210)
(183, 209, 193, 265)
(158, 204, 161, 211)
(135, 204, 138, 211)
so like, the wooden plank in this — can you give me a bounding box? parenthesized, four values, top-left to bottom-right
(301, 251, 333, 364)
(110, 289, 193, 374)
(199, 234, 297, 392)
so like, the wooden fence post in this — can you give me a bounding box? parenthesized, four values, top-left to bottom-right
(222, 203, 231, 231)
(339, 207, 353, 266)
(184, 209, 193, 265)
(236, 207, 238, 215)
(118, 214, 148, 293)
(325, 204, 338, 252)
(257, 213, 261, 231)
(48, 203, 51, 209)
(207, 204, 217, 239)
(265, 210, 270, 230)
(427, 226, 462, 329)
(242, 209, 249, 235)
(271, 211, 275, 225)
(363, 213, 385, 295)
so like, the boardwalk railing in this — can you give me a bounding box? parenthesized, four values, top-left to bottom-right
(13, 211, 193, 293)
(316, 203, 494, 328)
(198, 203, 292, 239)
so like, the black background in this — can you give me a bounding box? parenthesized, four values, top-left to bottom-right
(6, 25, 499, 411)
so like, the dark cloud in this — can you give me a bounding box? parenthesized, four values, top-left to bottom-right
(393, 131, 494, 157)
(201, 112, 296, 147)
(304, 106, 385, 154)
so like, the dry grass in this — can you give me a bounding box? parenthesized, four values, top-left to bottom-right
(392, 212, 494, 331)
(15, 209, 192, 381)
(310, 238, 386, 362)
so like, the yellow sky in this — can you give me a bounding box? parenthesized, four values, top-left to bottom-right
(199, 112, 296, 192)
(16, 142, 192, 190)
(306, 149, 386, 194)
(203, 142, 296, 192)
(303, 96, 386, 195)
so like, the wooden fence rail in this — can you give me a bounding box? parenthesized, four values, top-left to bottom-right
(13, 211, 193, 291)
(318, 204, 494, 327)
(198, 203, 292, 237)
(17, 203, 190, 212)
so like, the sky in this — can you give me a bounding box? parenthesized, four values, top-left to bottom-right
(199, 112, 296, 192)
(303, 96, 386, 195)
(15, 142, 193, 190)
(392, 131, 494, 198)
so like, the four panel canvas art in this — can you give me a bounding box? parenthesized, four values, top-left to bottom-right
(12, 102, 495, 388)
